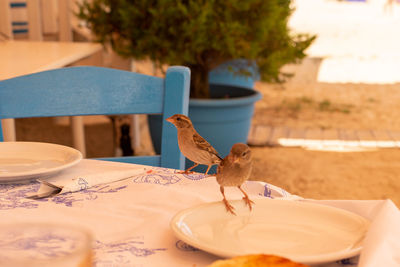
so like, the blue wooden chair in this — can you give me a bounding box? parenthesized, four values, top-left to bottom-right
(0, 66, 190, 170)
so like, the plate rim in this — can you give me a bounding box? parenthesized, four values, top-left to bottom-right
(0, 141, 82, 181)
(170, 198, 369, 265)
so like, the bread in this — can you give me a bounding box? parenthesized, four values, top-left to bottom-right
(206, 254, 309, 267)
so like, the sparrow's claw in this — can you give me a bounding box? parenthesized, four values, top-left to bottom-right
(223, 198, 236, 215)
(178, 163, 199, 175)
(243, 196, 255, 211)
(238, 185, 254, 211)
(178, 170, 195, 175)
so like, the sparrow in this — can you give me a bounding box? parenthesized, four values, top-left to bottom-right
(216, 143, 253, 215)
(166, 114, 222, 175)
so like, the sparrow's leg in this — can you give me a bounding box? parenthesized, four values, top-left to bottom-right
(220, 186, 236, 215)
(204, 165, 212, 175)
(179, 163, 199, 174)
(238, 185, 254, 211)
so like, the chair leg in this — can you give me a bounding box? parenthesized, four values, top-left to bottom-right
(1, 118, 16, 141)
(130, 115, 141, 152)
(71, 116, 86, 157)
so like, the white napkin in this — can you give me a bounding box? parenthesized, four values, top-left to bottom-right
(27, 159, 149, 198)
(358, 199, 400, 267)
(306, 199, 400, 267)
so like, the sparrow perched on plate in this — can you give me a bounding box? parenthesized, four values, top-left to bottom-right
(166, 114, 222, 175)
(216, 143, 253, 215)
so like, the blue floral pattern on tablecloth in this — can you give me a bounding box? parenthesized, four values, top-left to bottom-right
(0, 180, 131, 209)
(94, 238, 166, 266)
(0, 181, 40, 210)
(132, 168, 181, 185)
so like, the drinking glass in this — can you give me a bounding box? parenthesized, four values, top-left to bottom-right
(0, 223, 93, 267)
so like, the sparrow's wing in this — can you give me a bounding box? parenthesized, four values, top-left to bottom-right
(217, 156, 228, 174)
(192, 132, 222, 160)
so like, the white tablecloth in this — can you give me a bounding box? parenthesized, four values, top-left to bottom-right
(1, 159, 399, 266)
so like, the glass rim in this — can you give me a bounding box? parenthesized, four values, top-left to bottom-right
(0, 222, 93, 265)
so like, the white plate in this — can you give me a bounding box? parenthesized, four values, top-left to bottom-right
(0, 142, 82, 182)
(170, 198, 369, 265)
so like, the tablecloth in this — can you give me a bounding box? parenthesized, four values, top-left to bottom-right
(1, 159, 399, 267)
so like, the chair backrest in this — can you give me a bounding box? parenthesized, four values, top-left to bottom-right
(0, 66, 191, 170)
(0, 0, 75, 41)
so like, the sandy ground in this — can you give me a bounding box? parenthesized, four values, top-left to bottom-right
(251, 147, 400, 205)
(249, 58, 400, 208)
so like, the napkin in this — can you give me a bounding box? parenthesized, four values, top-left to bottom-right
(306, 199, 400, 267)
(26, 159, 150, 198)
(358, 199, 400, 267)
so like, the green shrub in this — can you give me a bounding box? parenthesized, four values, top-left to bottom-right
(79, 0, 315, 98)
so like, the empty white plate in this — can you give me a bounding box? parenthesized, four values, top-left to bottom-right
(0, 142, 82, 182)
(170, 198, 369, 265)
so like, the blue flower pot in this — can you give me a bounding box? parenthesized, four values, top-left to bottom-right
(208, 59, 259, 90)
(148, 83, 262, 174)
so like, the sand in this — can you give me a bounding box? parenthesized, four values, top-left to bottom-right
(249, 58, 400, 208)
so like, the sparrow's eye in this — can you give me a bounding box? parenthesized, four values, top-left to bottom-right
(242, 151, 247, 157)
(177, 117, 181, 121)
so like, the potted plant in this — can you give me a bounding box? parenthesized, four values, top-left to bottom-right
(78, 0, 314, 172)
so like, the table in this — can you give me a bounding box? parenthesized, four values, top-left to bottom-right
(1, 159, 399, 267)
(0, 40, 103, 156)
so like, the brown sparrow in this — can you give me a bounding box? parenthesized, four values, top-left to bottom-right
(216, 143, 253, 215)
(166, 114, 222, 174)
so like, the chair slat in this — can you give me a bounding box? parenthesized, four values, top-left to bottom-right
(0, 67, 165, 118)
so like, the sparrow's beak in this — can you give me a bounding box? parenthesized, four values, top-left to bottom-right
(166, 117, 174, 123)
(232, 155, 240, 164)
